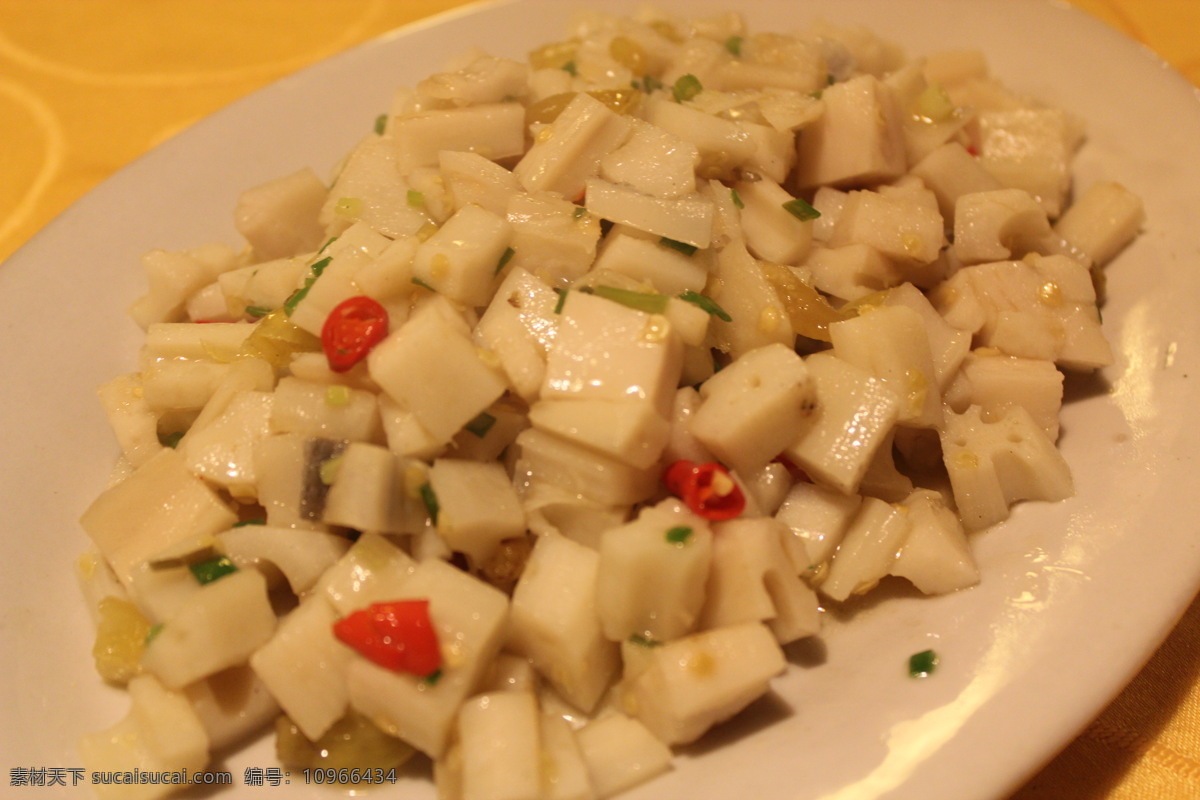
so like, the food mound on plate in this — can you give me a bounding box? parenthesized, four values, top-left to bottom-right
(76, 6, 1144, 799)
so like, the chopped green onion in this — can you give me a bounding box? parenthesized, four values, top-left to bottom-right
(678, 290, 732, 322)
(411, 276, 437, 292)
(325, 385, 352, 407)
(189, 556, 237, 586)
(562, 60, 578, 76)
(419, 483, 440, 524)
(231, 518, 266, 528)
(495, 246, 515, 275)
(145, 624, 163, 645)
(628, 633, 662, 648)
(317, 236, 338, 255)
(666, 526, 693, 544)
(672, 73, 703, 102)
(319, 455, 343, 486)
(421, 668, 444, 686)
(730, 188, 744, 209)
(334, 197, 362, 217)
(282, 288, 307, 316)
(465, 411, 497, 438)
(782, 197, 821, 221)
(553, 288, 568, 314)
(406, 189, 426, 208)
(590, 285, 669, 314)
(374, 113, 388, 135)
(245, 305, 271, 318)
(573, 206, 588, 220)
(283, 256, 333, 316)
(725, 35, 743, 56)
(914, 83, 955, 122)
(908, 649, 939, 678)
(158, 431, 184, 449)
(659, 237, 697, 256)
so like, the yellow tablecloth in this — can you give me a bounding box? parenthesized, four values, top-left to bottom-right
(2, 1, 1197, 797)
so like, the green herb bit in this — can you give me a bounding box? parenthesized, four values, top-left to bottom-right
(421, 668, 444, 686)
(419, 483, 440, 524)
(665, 526, 693, 544)
(317, 236, 338, 255)
(562, 60, 578, 76)
(465, 411, 497, 438)
(553, 288, 568, 314)
(406, 189, 426, 208)
(232, 518, 266, 528)
(495, 246, 515, 275)
(725, 35, 743, 56)
(158, 431, 184, 449)
(659, 237, 697, 256)
(374, 113, 388, 135)
(633, 74, 664, 93)
(189, 556, 238, 586)
(573, 206, 588, 220)
(628, 633, 663, 648)
(245, 305, 271, 318)
(411, 276, 437, 292)
(144, 623, 164, 645)
(730, 188, 744, 209)
(908, 649, 939, 678)
(782, 197, 821, 221)
(591, 285, 669, 314)
(678, 290, 733, 322)
(672, 73, 703, 103)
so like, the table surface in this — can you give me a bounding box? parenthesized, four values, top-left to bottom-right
(2, 1, 1197, 798)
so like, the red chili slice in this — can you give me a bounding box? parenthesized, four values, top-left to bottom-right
(662, 459, 746, 521)
(332, 599, 441, 677)
(321, 296, 389, 372)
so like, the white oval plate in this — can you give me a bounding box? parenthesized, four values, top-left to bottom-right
(3, 1, 1199, 798)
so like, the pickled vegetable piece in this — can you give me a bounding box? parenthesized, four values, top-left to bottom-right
(760, 262, 848, 342)
(238, 309, 321, 371)
(609, 36, 647, 74)
(275, 710, 415, 774)
(478, 536, 533, 593)
(526, 88, 643, 126)
(92, 596, 152, 684)
(528, 38, 578, 70)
